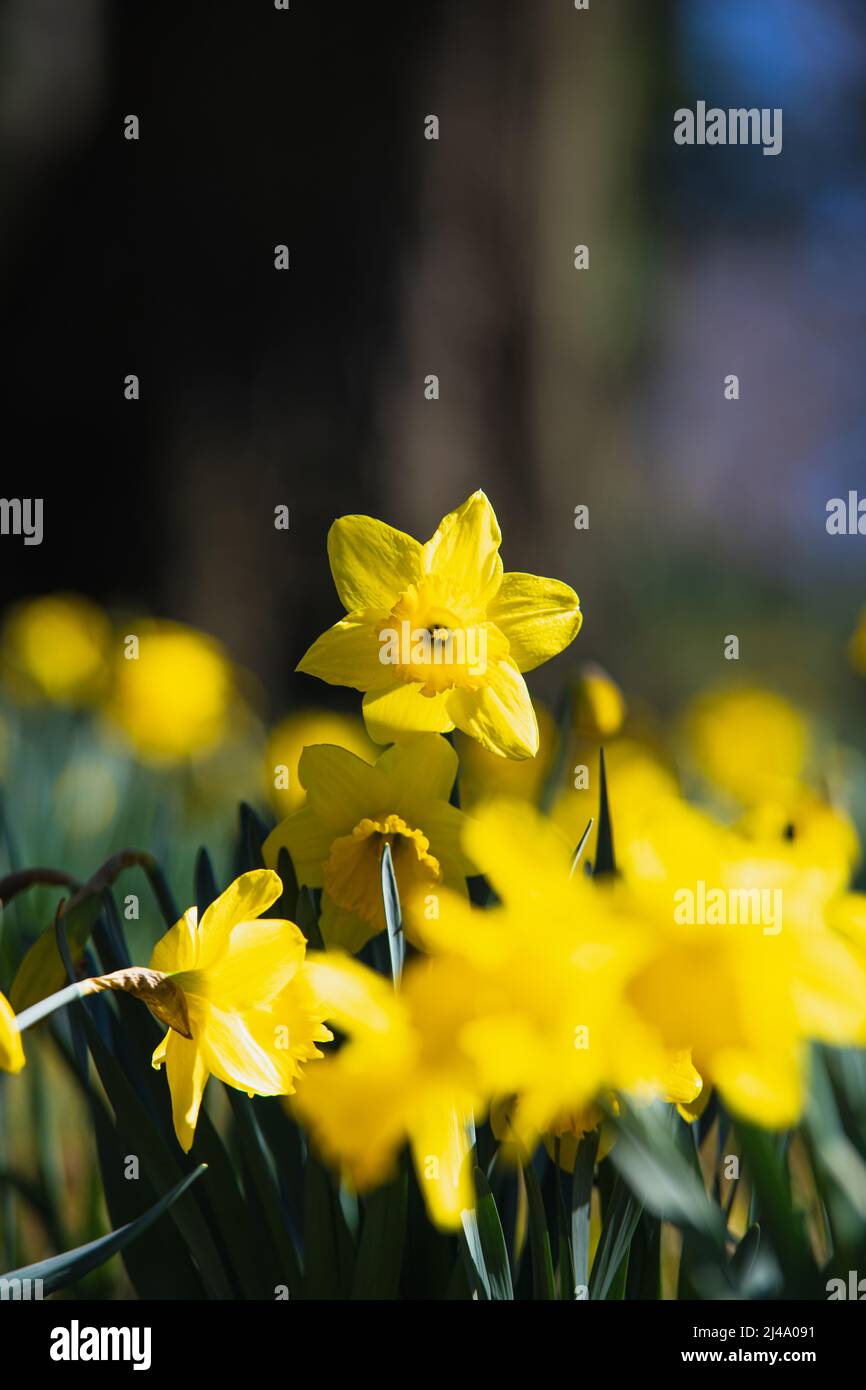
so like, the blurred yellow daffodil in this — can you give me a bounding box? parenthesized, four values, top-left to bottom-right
(618, 795, 866, 1127)
(680, 686, 811, 809)
(296, 490, 582, 759)
(295, 951, 481, 1228)
(265, 708, 375, 817)
(1, 593, 111, 706)
(0, 991, 24, 1073)
(572, 664, 627, 740)
(105, 619, 239, 765)
(263, 734, 478, 954)
(410, 801, 697, 1148)
(551, 738, 680, 870)
(146, 870, 332, 1151)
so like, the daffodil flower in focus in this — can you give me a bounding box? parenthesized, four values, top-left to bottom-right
(296, 490, 582, 758)
(145, 870, 332, 1151)
(0, 991, 25, 1073)
(263, 735, 478, 954)
(294, 951, 481, 1229)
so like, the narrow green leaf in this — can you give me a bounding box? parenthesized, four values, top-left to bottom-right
(195, 846, 219, 915)
(593, 747, 616, 878)
(227, 1090, 303, 1296)
(523, 1158, 556, 1300)
(381, 842, 405, 984)
(473, 1167, 514, 1300)
(351, 1167, 408, 1299)
(588, 1177, 642, 1300)
(0, 1166, 207, 1295)
(571, 1129, 599, 1295)
(295, 885, 325, 951)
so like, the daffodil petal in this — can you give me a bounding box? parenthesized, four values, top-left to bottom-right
(304, 951, 406, 1038)
(713, 1047, 804, 1129)
(362, 682, 454, 744)
(447, 659, 538, 759)
(263, 805, 333, 886)
(150, 906, 200, 976)
(0, 992, 24, 1074)
(328, 514, 424, 613)
(296, 613, 391, 691)
(160, 1033, 208, 1154)
(192, 919, 306, 1010)
(316, 893, 378, 954)
(418, 800, 479, 878)
(198, 869, 283, 953)
(199, 1004, 286, 1096)
(489, 571, 582, 673)
(460, 800, 572, 905)
(409, 1099, 475, 1230)
(375, 734, 458, 810)
(662, 1049, 703, 1106)
(422, 490, 503, 607)
(298, 743, 387, 831)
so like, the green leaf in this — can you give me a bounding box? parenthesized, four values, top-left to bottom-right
(734, 1121, 815, 1293)
(608, 1103, 726, 1247)
(569, 819, 594, 877)
(239, 802, 271, 872)
(10, 851, 177, 1010)
(588, 1176, 642, 1300)
(473, 1167, 514, 1300)
(195, 846, 219, 915)
(227, 1089, 303, 1297)
(296, 886, 325, 952)
(523, 1158, 556, 1300)
(571, 1129, 599, 1296)
(593, 747, 616, 878)
(380, 842, 405, 984)
(302, 1153, 355, 1299)
(0, 1166, 207, 1295)
(81, 1014, 232, 1299)
(351, 1166, 408, 1299)
(275, 848, 300, 920)
(731, 1222, 761, 1282)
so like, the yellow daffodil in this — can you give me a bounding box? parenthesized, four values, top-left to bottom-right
(296, 490, 582, 759)
(1, 593, 111, 706)
(265, 708, 375, 816)
(410, 801, 697, 1148)
(294, 951, 481, 1228)
(263, 735, 478, 954)
(618, 796, 866, 1126)
(145, 870, 332, 1151)
(0, 991, 24, 1073)
(105, 619, 239, 765)
(680, 685, 811, 808)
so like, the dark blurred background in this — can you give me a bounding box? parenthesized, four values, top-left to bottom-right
(2, 0, 865, 727)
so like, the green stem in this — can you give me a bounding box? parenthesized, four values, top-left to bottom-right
(15, 982, 88, 1033)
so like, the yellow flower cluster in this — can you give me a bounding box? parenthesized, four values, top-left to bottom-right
(0, 597, 247, 767)
(4, 491, 866, 1246)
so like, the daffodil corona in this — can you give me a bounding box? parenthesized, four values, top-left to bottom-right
(297, 491, 582, 758)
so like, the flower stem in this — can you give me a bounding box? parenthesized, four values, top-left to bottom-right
(14, 981, 89, 1033)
